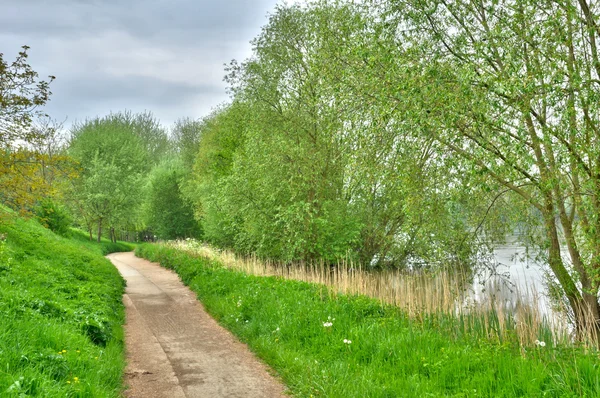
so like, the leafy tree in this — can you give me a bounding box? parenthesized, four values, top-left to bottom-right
(68, 114, 148, 241)
(0, 46, 61, 215)
(370, 0, 600, 334)
(144, 159, 201, 240)
(171, 117, 204, 170)
(124, 111, 171, 165)
(182, 102, 249, 248)
(188, 3, 477, 267)
(1, 46, 54, 145)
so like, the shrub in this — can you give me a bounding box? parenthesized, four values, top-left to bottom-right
(34, 199, 72, 236)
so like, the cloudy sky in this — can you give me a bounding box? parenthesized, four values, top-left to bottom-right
(0, 0, 295, 129)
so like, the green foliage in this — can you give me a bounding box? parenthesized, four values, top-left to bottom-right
(170, 117, 204, 170)
(0, 214, 125, 397)
(68, 228, 135, 255)
(0, 47, 69, 216)
(369, 0, 600, 327)
(67, 112, 161, 241)
(137, 243, 600, 397)
(0, 45, 54, 145)
(144, 159, 201, 239)
(179, 0, 600, 329)
(181, 102, 250, 247)
(186, 3, 477, 268)
(34, 198, 72, 236)
(122, 111, 171, 166)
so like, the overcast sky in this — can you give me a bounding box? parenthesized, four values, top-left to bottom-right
(0, 0, 296, 129)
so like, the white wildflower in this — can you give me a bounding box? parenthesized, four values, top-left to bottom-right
(323, 322, 333, 327)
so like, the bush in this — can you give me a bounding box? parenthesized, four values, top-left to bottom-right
(34, 199, 72, 236)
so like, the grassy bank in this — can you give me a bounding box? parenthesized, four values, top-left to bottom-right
(168, 240, 580, 347)
(0, 216, 128, 397)
(68, 228, 135, 256)
(137, 243, 599, 397)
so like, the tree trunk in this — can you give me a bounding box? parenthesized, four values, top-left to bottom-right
(542, 207, 582, 315)
(97, 219, 102, 243)
(581, 292, 600, 343)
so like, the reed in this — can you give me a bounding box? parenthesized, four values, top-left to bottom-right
(169, 239, 594, 348)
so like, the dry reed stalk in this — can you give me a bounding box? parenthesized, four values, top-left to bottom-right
(169, 240, 591, 347)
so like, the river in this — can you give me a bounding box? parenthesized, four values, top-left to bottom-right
(471, 242, 562, 320)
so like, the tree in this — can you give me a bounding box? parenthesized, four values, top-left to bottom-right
(170, 117, 204, 170)
(211, 5, 362, 261)
(1, 45, 54, 145)
(125, 111, 171, 165)
(188, 2, 477, 267)
(144, 159, 201, 240)
(0, 46, 59, 215)
(68, 114, 148, 242)
(371, 0, 600, 335)
(182, 102, 250, 249)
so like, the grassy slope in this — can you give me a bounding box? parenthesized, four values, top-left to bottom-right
(137, 243, 600, 398)
(0, 216, 129, 397)
(68, 228, 135, 255)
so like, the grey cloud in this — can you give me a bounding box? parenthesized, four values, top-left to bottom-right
(45, 72, 228, 126)
(0, 0, 287, 127)
(54, 73, 220, 105)
(2, 0, 276, 45)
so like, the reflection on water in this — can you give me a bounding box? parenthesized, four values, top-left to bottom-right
(471, 243, 555, 317)
(465, 242, 576, 339)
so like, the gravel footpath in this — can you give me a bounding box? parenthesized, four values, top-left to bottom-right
(108, 252, 287, 398)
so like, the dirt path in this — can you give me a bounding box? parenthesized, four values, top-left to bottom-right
(107, 252, 287, 398)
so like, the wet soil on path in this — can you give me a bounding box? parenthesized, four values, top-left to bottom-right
(107, 252, 287, 398)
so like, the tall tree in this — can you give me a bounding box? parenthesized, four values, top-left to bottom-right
(144, 158, 201, 240)
(371, 0, 600, 334)
(170, 117, 204, 170)
(0, 46, 59, 215)
(190, 2, 477, 266)
(68, 113, 148, 241)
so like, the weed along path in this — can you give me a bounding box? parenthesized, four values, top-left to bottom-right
(107, 252, 286, 398)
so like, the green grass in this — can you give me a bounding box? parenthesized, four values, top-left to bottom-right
(137, 243, 600, 398)
(0, 216, 127, 397)
(68, 228, 136, 255)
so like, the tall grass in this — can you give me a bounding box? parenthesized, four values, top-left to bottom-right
(168, 240, 592, 347)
